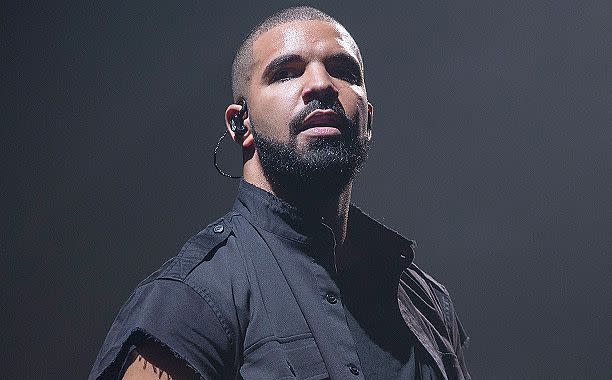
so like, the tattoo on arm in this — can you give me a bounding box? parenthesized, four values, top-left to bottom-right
(122, 343, 201, 380)
(133, 351, 173, 379)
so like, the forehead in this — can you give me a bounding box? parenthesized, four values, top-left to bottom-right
(251, 20, 362, 72)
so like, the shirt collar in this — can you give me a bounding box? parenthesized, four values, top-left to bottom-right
(232, 179, 415, 265)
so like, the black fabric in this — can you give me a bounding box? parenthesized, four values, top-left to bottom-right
(343, 303, 417, 379)
(335, 235, 415, 379)
(89, 180, 470, 379)
(92, 279, 232, 379)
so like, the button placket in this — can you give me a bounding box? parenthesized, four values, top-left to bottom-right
(309, 244, 362, 379)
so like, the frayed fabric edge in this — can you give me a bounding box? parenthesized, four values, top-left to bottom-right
(95, 328, 203, 380)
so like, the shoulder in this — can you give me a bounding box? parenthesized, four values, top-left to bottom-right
(90, 213, 251, 380)
(402, 263, 470, 350)
(147, 213, 238, 283)
(403, 262, 455, 322)
(128, 212, 254, 298)
(405, 262, 450, 296)
(155, 213, 253, 314)
(133, 211, 254, 339)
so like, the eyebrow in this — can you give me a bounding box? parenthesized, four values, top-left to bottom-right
(261, 54, 305, 82)
(324, 52, 362, 71)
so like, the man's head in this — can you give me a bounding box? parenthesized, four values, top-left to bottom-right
(231, 7, 359, 103)
(225, 7, 373, 200)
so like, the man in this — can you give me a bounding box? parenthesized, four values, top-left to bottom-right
(90, 7, 470, 380)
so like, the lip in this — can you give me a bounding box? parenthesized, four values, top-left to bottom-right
(300, 109, 343, 132)
(299, 126, 342, 137)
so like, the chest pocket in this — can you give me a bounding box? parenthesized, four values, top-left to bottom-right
(240, 334, 329, 380)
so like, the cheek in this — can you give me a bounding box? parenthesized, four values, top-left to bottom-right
(250, 98, 291, 138)
(252, 85, 302, 134)
(339, 90, 368, 122)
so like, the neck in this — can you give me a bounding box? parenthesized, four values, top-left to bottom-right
(243, 151, 352, 245)
(301, 184, 352, 246)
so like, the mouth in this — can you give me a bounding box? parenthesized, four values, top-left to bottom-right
(299, 109, 344, 137)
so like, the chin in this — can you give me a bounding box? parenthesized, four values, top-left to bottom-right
(254, 130, 369, 202)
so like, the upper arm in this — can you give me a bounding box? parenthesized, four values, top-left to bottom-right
(121, 342, 201, 380)
(90, 279, 232, 380)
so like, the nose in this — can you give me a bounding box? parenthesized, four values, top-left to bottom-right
(301, 63, 339, 105)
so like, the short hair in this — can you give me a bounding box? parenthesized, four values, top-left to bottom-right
(231, 6, 361, 102)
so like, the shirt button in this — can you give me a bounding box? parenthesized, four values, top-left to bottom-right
(325, 293, 338, 304)
(348, 364, 360, 375)
(213, 224, 224, 233)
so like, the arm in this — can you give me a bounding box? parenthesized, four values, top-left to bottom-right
(90, 279, 232, 380)
(121, 342, 200, 380)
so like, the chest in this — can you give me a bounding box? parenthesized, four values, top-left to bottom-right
(234, 231, 414, 380)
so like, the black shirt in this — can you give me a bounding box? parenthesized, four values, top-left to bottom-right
(90, 180, 470, 379)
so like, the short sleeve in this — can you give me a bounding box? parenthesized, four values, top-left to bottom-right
(89, 279, 232, 380)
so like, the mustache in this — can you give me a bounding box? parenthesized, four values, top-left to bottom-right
(288, 100, 353, 135)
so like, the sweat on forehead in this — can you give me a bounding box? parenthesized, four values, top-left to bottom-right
(231, 6, 362, 102)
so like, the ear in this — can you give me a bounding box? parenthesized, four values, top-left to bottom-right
(225, 103, 253, 148)
(366, 102, 374, 141)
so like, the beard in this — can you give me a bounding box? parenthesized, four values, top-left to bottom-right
(251, 100, 370, 202)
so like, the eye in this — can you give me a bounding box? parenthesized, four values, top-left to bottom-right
(270, 68, 300, 82)
(328, 65, 362, 85)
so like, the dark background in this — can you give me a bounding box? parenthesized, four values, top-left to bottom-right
(3, 1, 610, 378)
